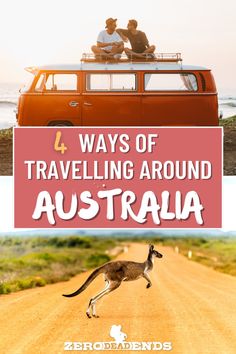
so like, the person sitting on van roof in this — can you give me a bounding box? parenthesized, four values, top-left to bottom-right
(117, 20, 155, 59)
(91, 18, 124, 59)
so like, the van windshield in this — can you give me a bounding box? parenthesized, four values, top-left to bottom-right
(20, 72, 35, 93)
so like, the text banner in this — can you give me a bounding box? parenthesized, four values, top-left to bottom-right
(14, 127, 222, 228)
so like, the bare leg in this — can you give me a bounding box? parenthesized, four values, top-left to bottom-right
(86, 281, 121, 318)
(124, 47, 145, 59)
(91, 45, 124, 60)
(91, 45, 112, 60)
(143, 272, 152, 288)
(91, 45, 110, 55)
(143, 45, 156, 54)
(109, 44, 124, 55)
(124, 46, 156, 59)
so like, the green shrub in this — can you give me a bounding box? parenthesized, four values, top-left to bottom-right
(17, 276, 47, 290)
(0, 236, 117, 294)
(0, 282, 12, 294)
(47, 236, 91, 248)
(85, 254, 111, 268)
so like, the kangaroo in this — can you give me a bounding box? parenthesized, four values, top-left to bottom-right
(62, 244, 163, 318)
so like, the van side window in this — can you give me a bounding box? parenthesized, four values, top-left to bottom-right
(86, 74, 136, 91)
(45, 74, 77, 91)
(35, 73, 77, 91)
(145, 73, 198, 91)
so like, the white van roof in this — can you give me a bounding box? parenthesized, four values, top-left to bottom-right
(26, 62, 209, 73)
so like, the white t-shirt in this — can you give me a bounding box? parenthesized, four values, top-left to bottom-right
(97, 30, 122, 51)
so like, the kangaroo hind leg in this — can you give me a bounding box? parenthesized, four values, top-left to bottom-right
(86, 280, 110, 318)
(86, 280, 121, 318)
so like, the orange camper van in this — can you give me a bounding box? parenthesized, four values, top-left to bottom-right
(16, 53, 219, 126)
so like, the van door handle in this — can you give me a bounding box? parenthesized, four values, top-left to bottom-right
(69, 101, 79, 107)
(84, 102, 93, 106)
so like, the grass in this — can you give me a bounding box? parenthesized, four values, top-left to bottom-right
(220, 115, 236, 126)
(0, 235, 117, 294)
(0, 127, 13, 139)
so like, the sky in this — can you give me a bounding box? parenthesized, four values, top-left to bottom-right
(0, 0, 236, 92)
(1, 176, 236, 232)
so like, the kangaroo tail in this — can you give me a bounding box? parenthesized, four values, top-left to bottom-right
(62, 265, 105, 298)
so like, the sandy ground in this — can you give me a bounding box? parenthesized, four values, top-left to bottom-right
(0, 243, 236, 354)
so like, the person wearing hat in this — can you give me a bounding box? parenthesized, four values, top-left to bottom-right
(117, 20, 156, 59)
(91, 18, 124, 59)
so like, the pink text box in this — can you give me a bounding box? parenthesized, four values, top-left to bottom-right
(14, 127, 222, 228)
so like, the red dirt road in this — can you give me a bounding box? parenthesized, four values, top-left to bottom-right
(0, 243, 236, 354)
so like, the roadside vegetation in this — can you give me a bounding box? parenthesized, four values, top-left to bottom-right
(128, 236, 236, 277)
(0, 127, 13, 139)
(1, 234, 236, 295)
(0, 236, 118, 294)
(0, 127, 13, 175)
(220, 115, 236, 126)
(164, 237, 236, 276)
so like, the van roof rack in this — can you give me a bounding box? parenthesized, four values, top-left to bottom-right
(81, 52, 182, 63)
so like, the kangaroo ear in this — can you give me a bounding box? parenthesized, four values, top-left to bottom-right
(149, 244, 154, 250)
